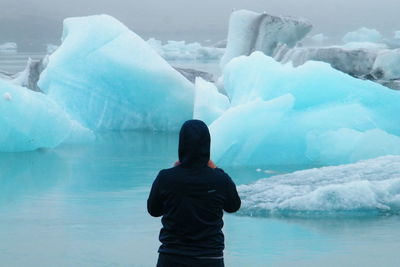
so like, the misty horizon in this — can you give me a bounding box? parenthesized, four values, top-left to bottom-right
(1, 0, 400, 51)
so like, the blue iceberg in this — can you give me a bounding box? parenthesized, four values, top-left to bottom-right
(210, 52, 400, 166)
(38, 15, 194, 131)
(0, 79, 71, 152)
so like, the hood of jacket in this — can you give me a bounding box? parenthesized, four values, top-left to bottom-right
(178, 120, 210, 168)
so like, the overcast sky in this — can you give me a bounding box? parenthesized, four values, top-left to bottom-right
(1, 0, 400, 44)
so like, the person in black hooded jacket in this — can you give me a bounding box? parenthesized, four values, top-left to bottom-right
(147, 119, 241, 267)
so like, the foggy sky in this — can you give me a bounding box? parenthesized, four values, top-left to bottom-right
(1, 0, 400, 49)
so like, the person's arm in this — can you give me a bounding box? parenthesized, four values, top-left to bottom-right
(223, 174, 241, 213)
(147, 172, 164, 217)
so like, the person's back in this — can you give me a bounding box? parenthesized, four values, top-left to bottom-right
(147, 120, 241, 267)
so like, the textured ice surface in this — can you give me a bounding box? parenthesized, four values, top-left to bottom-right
(220, 10, 312, 68)
(193, 77, 229, 125)
(0, 79, 71, 152)
(210, 52, 400, 166)
(147, 38, 224, 61)
(38, 15, 194, 131)
(238, 156, 400, 217)
(372, 49, 400, 80)
(342, 27, 383, 44)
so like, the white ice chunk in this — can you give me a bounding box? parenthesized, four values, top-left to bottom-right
(193, 77, 230, 125)
(0, 42, 17, 54)
(238, 156, 400, 217)
(38, 15, 195, 131)
(309, 33, 328, 43)
(342, 27, 383, 44)
(147, 38, 224, 61)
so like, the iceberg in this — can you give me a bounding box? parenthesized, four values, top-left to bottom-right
(395, 31, 400, 40)
(38, 15, 195, 131)
(210, 52, 400, 166)
(278, 46, 379, 77)
(342, 27, 383, 44)
(372, 49, 400, 80)
(147, 38, 224, 61)
(276, 44, 400, 90)
(0, 79, 71, 152)
(0, 42, 17, 54)
(238, 155, 400, 217)
(220, 10, 312, 68)
(193, 77, 229, 125)
(309, 33, 328, 43)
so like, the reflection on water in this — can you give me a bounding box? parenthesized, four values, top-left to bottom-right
(0, 132, 399, 266)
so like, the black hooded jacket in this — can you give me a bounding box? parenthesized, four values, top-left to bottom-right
(147, 120, 241, 258)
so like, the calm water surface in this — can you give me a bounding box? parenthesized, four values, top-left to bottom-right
(0, 132, 399, 267)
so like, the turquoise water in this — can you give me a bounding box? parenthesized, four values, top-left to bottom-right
(1, 132, 399, 266)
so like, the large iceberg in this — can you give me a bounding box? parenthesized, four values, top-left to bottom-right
(210, 52, 400, 166)
(0, 79, 71, 152)
(220, 10, 312, 68)
(238, 155, 400, 217)
(38, 15, 195, 131)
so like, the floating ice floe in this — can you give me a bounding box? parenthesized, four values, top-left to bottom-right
(147, 38, 224, 61)
(0, 79, 71, 152)
(220, 9, 312, 68)
(210, 52, 400, 166)
(238, 155, 400, 217)
(38, 15, 194, 131)
(0, 42, 17, 54)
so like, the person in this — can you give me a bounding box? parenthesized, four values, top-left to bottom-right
(147, 119, 241, 267)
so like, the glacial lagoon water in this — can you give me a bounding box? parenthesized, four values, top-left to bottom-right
(0, 132, 400, 267)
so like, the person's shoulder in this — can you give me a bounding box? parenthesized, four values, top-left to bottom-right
(209, 167, 232, 181)
(157, 166, 181, 178)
